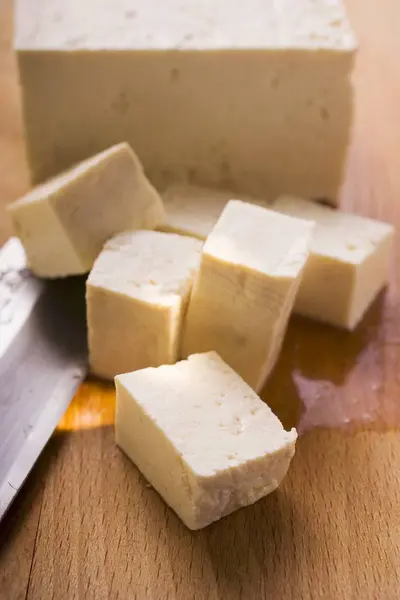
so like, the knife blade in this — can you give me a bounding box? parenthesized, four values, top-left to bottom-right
(0, 238, 88, 521)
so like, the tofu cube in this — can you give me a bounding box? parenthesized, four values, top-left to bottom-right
(160, 183, 270, 240)
(115, 351, 297, 530)
(182, 201, 314, 391)
(87, 231, 202, 380)
(16, 0, 355, 204)
(7, 143, 165, 278)
(273, 196, 395, 329)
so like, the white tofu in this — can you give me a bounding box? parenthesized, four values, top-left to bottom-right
(182, 201, 314, 391)
(273, 196, 395, 329)
(7, 143, 165, 278)
(160, 183, 270, 240)
(115, 351, 297, 530)
(16, 0, 356, 204)
(86, 230, 202, 380)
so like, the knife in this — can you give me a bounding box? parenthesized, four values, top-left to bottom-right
(0, 238, 88, 521)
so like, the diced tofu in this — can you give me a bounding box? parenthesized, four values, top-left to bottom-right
(115, 351, 297, 529)
(86, 230, 202, 380)
(160, 183, 270, 239)
(16, 0, 356, 204)
(7, 143, 165, 278)
(273, 195, 395, 329)
(182, 201, 314, 391)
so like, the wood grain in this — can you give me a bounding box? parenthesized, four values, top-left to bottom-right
(1, 0, 400, 598)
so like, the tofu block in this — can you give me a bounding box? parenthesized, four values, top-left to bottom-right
(16, 0, 356, 204)
(87, 231, 202, 380)
(182, 201, 314, 391)
(7, 143, 165, 278)
(115, 351, 297, 529)
(273, 196, 395, 329)
(160, 183, 270, 240)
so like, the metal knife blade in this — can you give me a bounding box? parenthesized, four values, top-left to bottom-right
(0, 238, 88, 521)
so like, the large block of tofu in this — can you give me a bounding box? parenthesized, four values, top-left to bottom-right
(273, 196, 395, 329)
(182, 201, 314, 391)
(160, 183, 270, 240)
(16, 0, 356, 204)
(7, 143, 165, 278)
(87, 231, 202, 380)
(115, 351, 297, 529)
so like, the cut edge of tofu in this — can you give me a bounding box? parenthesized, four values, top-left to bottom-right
(8, 142, 133, 208)
(7, 142, 166, 276)
(273, 194, 396, 329)
(181, 202, 314, 390)
(86, 230, 202, 379)
(7, 192, 86, 277)
(347, 228, 395, 330)
(203, 199, 315, 280)
(274, 194, 395, 264)
(86, 283, 184, 380)
(14, 0, 357, 52)
(115, 351, 297, 529)
(87, 272, 188, 310)
(157, 222, 206, 241)
(8, 141, 166, 234)
(159, 183, 273, 241)
(86, 230, 203, 306)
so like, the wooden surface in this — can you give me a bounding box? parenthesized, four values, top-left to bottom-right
(1, 1, 400, 598)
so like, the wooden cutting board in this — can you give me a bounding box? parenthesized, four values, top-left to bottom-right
(1, 1, 400, 598)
